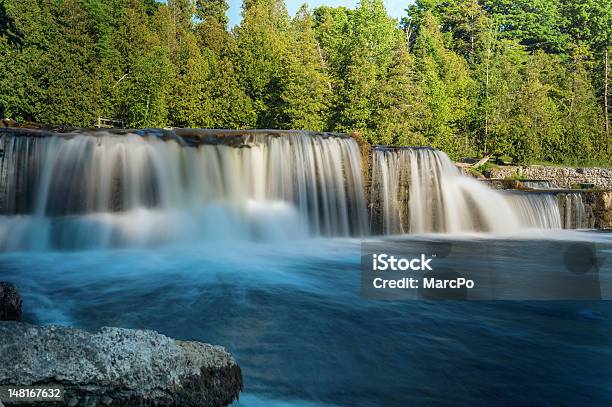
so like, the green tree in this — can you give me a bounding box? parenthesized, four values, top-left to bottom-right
(334, 0, 403, 140)
(0, 0, 23, 49)
(196, 0, 256, 128)
(278, 6, 331, 131)
(405, 0, 491, 61)
(234, 0, 289, 128)
(196, 0, 228, 27)
(558, 46, 608, 163)
(482, 0, 570, 53)
(0, 0, 99, 125)
(413, 12, 475, 157)
(562, 0, 611, 143)
(371, 39, 428, 146)
(512, 51, 563, 163)
(114, 0, 172, 127)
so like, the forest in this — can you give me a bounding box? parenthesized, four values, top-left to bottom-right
(0, 0, 610, 165)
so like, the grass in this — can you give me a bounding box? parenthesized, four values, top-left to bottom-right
(504, 172, 523, 181)
(466, 161, 498, 177)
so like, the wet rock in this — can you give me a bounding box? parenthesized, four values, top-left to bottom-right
(0, 282, 22, 320)
(583, 190, 612, 229)
(0, 322, 243, 406)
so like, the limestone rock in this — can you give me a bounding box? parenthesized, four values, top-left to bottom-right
(0, 322, 243, 406)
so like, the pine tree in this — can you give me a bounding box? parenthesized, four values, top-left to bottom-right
(114, 0, 172, 127)
(371, 39, 428, 146)
(278, 6, 331, 131)
(559, 46, 607, 163)
(234, 0, 289, 128)
(482, 0, 570, 53)
(413, 12, 475, 158)
(335, 0, 402, 140)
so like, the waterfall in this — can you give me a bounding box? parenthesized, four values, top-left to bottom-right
(0, 130, 368, 250)
(521, 180, 560, 189)
(370, 147, 590, 234)
(504, 192, 563, 229)
(558, 192, 590, 229)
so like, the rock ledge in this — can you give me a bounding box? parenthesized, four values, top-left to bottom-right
(0, 322, 242, 406)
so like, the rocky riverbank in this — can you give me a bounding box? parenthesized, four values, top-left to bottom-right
(0, 284, 243, 407)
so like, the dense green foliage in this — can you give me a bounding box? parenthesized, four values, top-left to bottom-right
(0, 0, 609, 164)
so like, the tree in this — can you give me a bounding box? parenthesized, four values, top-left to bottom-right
(196, 0, 228, 27)
(334, 0, 404, 140)
(405, 0, 491, 61)
(562, 0, 611, 144)
(558, 46, 607, 163)
(233, 0, 289, 128)
(513, 51, 563, 163)
(278, 6, 331, 131)
(482, 0, 570, 53)
(114, 0, 172, 127)
(371, 39, 428, 146)
(480, 40, 528, 159)
(0, 0, 23, 49)
(413, 12, 475, 157)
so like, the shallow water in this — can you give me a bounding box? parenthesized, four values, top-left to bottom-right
(1, 231, 611, 406)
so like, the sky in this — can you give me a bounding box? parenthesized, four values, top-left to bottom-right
(226, 0, 408, 27)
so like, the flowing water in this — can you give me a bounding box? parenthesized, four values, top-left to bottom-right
(1, 233, 611, 406)
(0, 131, 367, 249)
(370, 147, 592, 234)
(0, 130, 609, 406)
(521, 180, 560, 189)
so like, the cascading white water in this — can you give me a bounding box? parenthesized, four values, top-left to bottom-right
(558, 192, 590, 229)
(0, 131, 368, 250)
(504, 192, 563, 229)
(521, 180, 560, 189)
(370, 147, 590, 234)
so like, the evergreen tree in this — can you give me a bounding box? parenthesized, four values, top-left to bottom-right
(278, 6, 331, 131)
(558, 46, 607, 163)
(196, 0, 229, 27)
(114, 0, 171, 127)
(234, 0, 289, 128)
(482, 0, 570, 53)
(513, 51, 563, 163)
(334, 0, 402, 140)
(562, 0, 611, 143)
(413, 12, 475, 158)
(371, 39, 428, 146)
(0, 0, 23, 49)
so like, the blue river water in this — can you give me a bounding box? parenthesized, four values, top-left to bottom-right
(1, 231, 611, 406)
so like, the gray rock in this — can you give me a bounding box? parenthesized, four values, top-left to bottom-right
(0, 322, 243, 406)
(0, 282, 22, 320)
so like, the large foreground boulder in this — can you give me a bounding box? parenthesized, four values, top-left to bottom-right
(0, 322, 242, 406)
(0, 282, 22, 321)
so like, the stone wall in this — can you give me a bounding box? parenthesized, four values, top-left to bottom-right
(485, 165, 612, 189)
